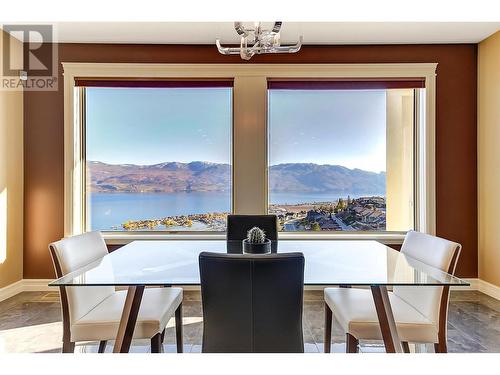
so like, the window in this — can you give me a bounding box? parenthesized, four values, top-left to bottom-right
(82, 81, 233, 231)
(268, 81, 421, 232)
(64, 63, 436, 240)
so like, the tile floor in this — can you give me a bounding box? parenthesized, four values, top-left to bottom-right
(0, 290, 498, 353)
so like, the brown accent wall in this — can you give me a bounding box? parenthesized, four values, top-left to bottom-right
(0, 31, 24, 288)
(23, 43, 477, 279)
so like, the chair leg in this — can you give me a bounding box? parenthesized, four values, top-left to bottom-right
(402, 341, 410, 353)
(346, 333, 359, 353)
(324, 303, 333, 353)
(434, 340, 447, 353)
(62, 340, 75, 353)
(175, 303, 183, 353)
(160, 328, 166, 344)
(151, 333, 162, 353)
(98, 340, 107, 353)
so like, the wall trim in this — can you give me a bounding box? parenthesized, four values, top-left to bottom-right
(450, 278, 477, 291)
(102, 232, 407, 245)
(0, 279, 54, 302)
(0, 280, 24, 302)
(448, 278, 500, 300)
(1, 277, 499, 303)
(22, 279, 54, 292)
(474, 279, 500, 301)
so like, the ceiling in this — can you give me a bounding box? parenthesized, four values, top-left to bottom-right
(45, 22, 500, 44)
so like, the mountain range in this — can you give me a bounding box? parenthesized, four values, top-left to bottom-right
(87, 161, 386, 194)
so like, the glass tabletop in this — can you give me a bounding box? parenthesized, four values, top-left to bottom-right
(49, 240, 469, 287)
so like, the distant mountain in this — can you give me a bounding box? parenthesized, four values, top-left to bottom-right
(269, 163, 386, 194)
(87, 161, 231, 193)
(87, 161, 385, 194)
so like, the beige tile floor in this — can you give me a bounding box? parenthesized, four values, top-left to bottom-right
(0, 290, 498, 353)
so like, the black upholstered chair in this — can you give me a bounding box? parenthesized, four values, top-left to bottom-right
(226, 214, 278, 241)
(199, 252, 305, 353)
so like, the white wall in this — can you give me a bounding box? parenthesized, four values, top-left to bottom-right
(386, 89, 414, 231)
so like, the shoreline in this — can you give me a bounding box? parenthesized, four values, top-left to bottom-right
(108, 195, 386, 231)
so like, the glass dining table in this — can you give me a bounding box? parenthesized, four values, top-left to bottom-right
(49, 239, 469, 353)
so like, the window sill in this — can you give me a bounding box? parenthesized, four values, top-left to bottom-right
(279, 232, 405, 244)
(102, 231, 406, 245)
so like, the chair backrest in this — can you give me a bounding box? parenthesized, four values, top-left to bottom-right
(226, 214, 278, 241)
(49, 231, 114, 324)
(393, 230, 461, 325)
(199, 252, 305, 352)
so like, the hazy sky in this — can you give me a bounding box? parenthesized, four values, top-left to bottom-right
(86, 87, 386, 172)
(86, 87, 233, 165)
(269, 89, 386, 173)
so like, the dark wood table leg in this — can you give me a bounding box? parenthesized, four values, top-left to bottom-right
(324, 303, 332, 353)
(370, 285, 403, 353)
(175, 303, 183, 353)
(113, 285, 145, 353)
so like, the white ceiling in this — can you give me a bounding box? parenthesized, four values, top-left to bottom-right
(47, 22, 500, 44)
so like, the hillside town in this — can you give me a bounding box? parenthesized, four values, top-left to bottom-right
(269, 196, 386, 231)
(119, 196, 386, 232)
(120, 212, 228, 231)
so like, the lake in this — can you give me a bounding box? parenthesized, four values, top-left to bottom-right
(89, 191, 384, 231)
(89, 192, 230, 231)
(268, 191, 384, 205)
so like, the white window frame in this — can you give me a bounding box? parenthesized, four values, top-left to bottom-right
(63, 62, 437, 244)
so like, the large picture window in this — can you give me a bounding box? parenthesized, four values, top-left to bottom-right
(64, 63, 436, 240)
(268, 81, 420, 232)
(83, 81, 233, 232)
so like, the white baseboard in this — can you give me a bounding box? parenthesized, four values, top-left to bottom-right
(455, 278, 500, 300)
(0, 279, 54, 302)
(0, 280, 24, 302)
(22, 279, 54, 292)
(451, 278, 478, 291)
(1, 278, 499, 302)
(475, 279, 500, 300)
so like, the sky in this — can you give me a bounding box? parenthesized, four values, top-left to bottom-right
(86, 87, 386, 173)
(86, 87, 233, 165)
(269, 89, 386, 173)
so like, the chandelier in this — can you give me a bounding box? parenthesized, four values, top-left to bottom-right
(216, 22, 302, 60)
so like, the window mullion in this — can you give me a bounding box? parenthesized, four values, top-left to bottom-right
(233, 76, 268, 214)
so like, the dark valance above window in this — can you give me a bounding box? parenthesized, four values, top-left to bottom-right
(74, 79, 234, 88)
(267, 79, 425, 90)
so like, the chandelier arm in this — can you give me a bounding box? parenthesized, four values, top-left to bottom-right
(216, 23, 301, 59)
(217, 41, 302, 55)
(234, 22, 249, 37)
(271, 22, 282, 33)
(218, 48, 246, 55)
(215, 40, 243, 55)
(271, 38, 303, 53)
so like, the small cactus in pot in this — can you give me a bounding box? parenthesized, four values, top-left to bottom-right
(247, 227, 266, 244)
(243, 226, 271, 254)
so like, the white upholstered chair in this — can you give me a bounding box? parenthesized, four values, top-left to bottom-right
(49, 232, 183, 353)
(324, 230, 461, 353)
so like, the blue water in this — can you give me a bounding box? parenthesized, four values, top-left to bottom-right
(89, 192, 231, 230)
(269, 191, 384, 205)
(89, 191, 384, 230)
